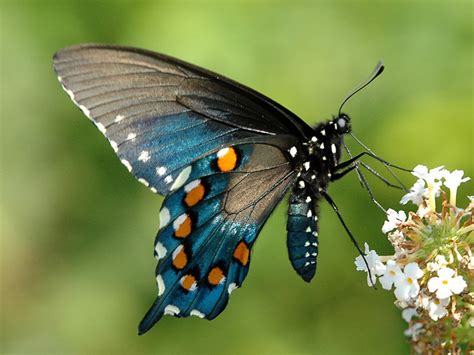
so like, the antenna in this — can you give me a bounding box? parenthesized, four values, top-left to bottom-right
(338, 61, 384, 116)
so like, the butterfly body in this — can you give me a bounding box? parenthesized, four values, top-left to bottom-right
(53, 44, 354, 334)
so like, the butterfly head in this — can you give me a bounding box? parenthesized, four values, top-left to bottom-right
(334, 113, 351, 135)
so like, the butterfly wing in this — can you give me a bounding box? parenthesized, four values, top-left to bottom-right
(53, 44, 312, 194)
(53, 44, 308, 333)
(139, 141, 296, 333)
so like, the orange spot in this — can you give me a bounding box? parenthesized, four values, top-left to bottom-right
(233, 241, 250, 266)
(181, 274, 196, 291)
(172, 247, 188, 269)
(217, 147, 237, 172)
(208, 267, 225, 285)
(175, 216, 192, 238)
(184, 184, 205, 207)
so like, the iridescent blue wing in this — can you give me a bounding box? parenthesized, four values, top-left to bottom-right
(287, 187, 320, 282)
(139, 141, 297, 334)
(53, 45, 307, 334)
(53, 44, 313, 195)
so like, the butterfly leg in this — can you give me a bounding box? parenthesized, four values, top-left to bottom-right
(320, 191, 376, 288)
(359, 162, 405, 190)
(334, 151, 409, 173)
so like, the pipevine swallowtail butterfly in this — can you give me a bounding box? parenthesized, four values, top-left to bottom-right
(53, 44, 402, 334)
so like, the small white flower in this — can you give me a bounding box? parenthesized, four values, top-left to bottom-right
(404, 322, 423, 339)
(426, 255, 448, 272)
(394, 263, 424, 302)
(379, 259, 403, 290)
(382, 209, 407, 233)
(443, 169, 470, 190)
(427, 267, 467, 299)
(400, 179, 426, 206)
(428, 297, 450, 321)
(416, 203, 431, 218)
(402, 307, 418, 322)
(412, 165, 445, 184)
(415, 292, 431, 310)
(468, 256, 474, 270)
(354, 243, 385, 286)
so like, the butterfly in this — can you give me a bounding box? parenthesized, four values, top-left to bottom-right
(53, 44, 392, 335)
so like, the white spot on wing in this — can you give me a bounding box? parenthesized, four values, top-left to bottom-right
(172, 245, 184, 260)
(171, 166, 192, 191)
(184, 179, 201, 193)
(320, 143, 325, 149)
(305, 196, 312, 203)
(304, 241, 310, 247)
(155, 242, 167, 260)
(331, 144, 337, 154)
(80, 105, 91, 119)
(159, 207, 170, 229)
(156, 166, 167, 176)
(307, 209, 313, 217)
(138, 178, 149, 187)
(190, 310, 205, 318)
(65, 88, 75, 100)
(96, 122, 106, 134)
(150, 187, 157, 193)
(138, 150, 150, 162)
(121, 159, 132, 172)
(156, 274, 165, 296)
(164, 305, 180, 316)
(321, 129, 326, 136)
(173, 214, 188, 231)
(217, 147, 229, 158)
(115, 114, 124, 123)
(311, 136, 317, 142)
(298, 181, 305, 189)
(305, 226, 312, 232)
(303, 161, 310, 171)
(110, 141, 118, 152)
(127, 132, 136, 141)
(164, 175, 173, 184)
(289, 146, 297, 157)
(228, 283, 238, 294)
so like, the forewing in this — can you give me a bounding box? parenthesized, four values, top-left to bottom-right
(138, 142, 297, 334)
(53, 44, 311, 194)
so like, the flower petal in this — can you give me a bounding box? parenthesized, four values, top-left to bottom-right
(427, 277, 441, 292)
(404, 262, 423, 279)
(435, 287, 452, 300)
(437, 267, 455, 279)
(450, 276, 467, 294)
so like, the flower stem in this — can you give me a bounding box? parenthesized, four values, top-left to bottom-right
(449, 187, 457, 207)
(428, 183, 436, 212)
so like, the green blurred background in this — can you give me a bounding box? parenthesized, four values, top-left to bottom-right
(1, 1, 472, 354)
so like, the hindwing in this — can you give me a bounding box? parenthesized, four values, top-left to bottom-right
(139, 143, 297, 333)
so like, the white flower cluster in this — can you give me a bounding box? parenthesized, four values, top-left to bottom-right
(354, 165, 472, 345)
(355, 244, 467, 321)
(400, 165, 470, 213)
